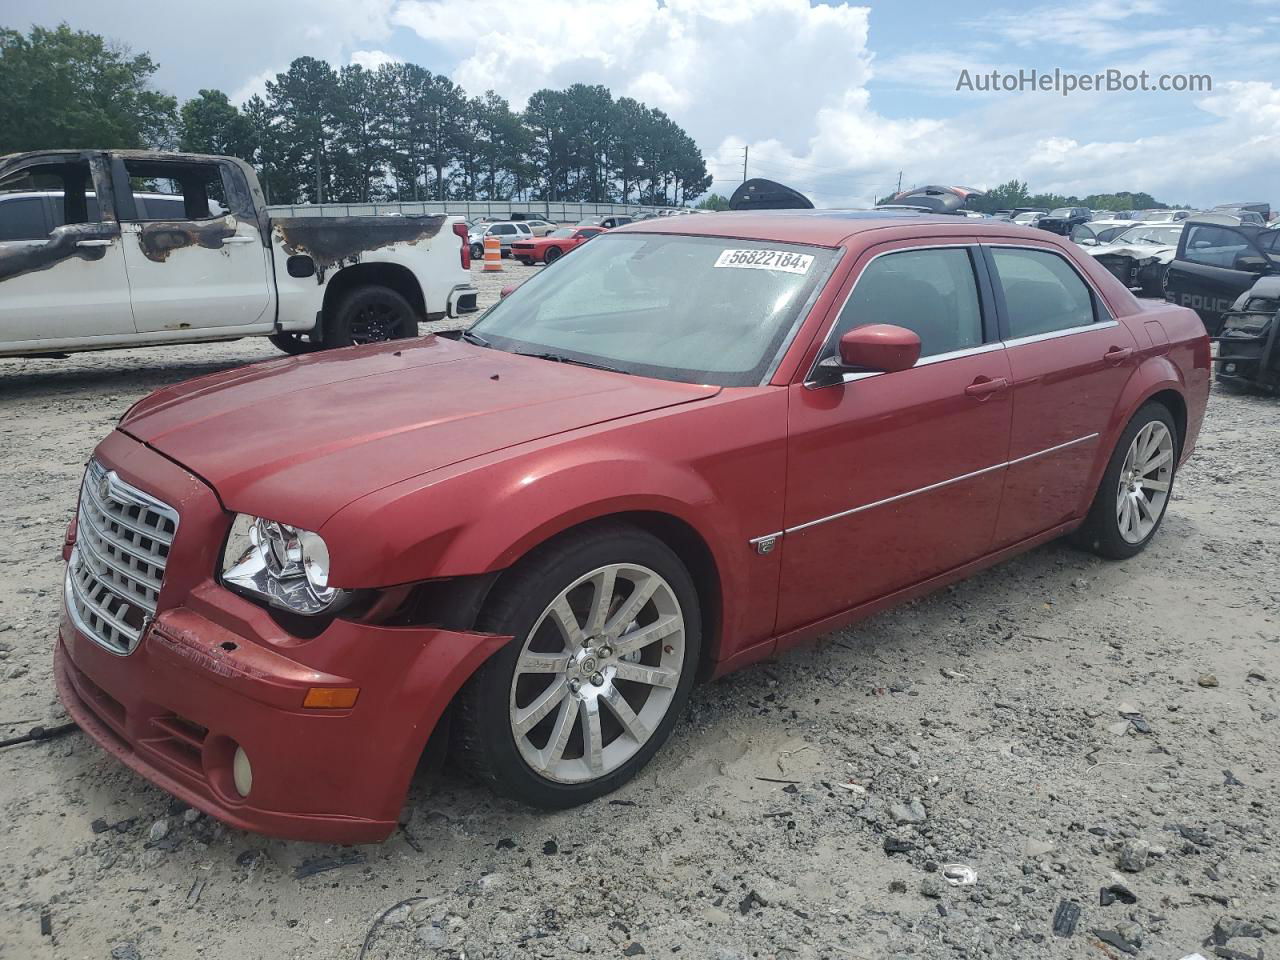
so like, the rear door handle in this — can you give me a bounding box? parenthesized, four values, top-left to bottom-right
(1104, 346, 1134, 363)
(964, 376, 1009, 398)
(220, 235, 257, 245)
(75, 239, 112, 248)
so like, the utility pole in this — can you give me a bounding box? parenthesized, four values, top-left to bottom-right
(742, 145, 749, 182)
(896, 170, 902, 195)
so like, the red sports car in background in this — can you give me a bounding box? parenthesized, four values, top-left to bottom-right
(512, 225, 605, 264)
(56, 211, 1209, 843)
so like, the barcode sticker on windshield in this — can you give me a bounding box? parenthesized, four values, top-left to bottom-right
(714, 249, 814, 274)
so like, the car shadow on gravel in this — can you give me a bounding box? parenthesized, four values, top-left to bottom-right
(0, 355, 271, 400)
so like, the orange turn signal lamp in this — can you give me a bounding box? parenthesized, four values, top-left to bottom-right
(302, 687, 360, 709)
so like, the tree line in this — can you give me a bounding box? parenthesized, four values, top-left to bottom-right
(965, 179, 1186, 214)
(0, 23, 712, 207)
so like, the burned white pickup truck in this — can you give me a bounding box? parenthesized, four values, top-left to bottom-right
(0, 150, 478, 358)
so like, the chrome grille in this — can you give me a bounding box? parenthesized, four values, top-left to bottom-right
(66, 460, 179, 655)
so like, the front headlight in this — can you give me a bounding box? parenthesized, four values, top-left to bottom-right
(220, 514, 354, 615)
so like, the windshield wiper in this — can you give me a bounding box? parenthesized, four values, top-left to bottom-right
(516, 351, 628, 374)
(461, 329, 490, 347)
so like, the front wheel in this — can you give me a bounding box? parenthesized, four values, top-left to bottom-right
(454, 524, 700, 807)
(544, 246, 563, 264)
(470, 242, 484, 260)
(1074, 402, 1178, 559)
(323, 285, 416, 348)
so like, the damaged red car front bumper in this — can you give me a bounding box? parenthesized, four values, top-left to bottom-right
(55, 432, 507, 844)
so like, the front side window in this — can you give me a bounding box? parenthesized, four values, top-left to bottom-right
(1182, 224, 1254, 268)
(470, 233, 835, 386)
(827, 247, 984, 360)
(122, 160, 227, 222)
(0, 160, 99, 239)
(990, 247, 1096, 338)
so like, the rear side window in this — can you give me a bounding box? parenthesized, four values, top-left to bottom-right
(830, 247, 984, 359)
(1182, 224, 1252, 267)
(990, 248, 1095, 339)
(121, 159, 228, 221)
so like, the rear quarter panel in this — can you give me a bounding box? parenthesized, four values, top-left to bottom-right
(270, 215, 469, 329)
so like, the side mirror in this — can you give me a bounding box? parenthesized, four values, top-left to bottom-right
(822, 324, 922, 375)
(1235, 255, 1270, 274)
(499, 283, 518, 299)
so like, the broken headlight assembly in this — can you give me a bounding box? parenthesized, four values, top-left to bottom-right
(220, 514, 355, 616)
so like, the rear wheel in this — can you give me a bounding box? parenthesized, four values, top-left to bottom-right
(323, 285, 416, 348)
(1074, 402, 1178, 559)
(470, 242, 484, 260)
(454, 524, 700, 807)
(544, 246, 563, 264)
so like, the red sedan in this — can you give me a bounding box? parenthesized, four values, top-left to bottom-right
(56, 212, 1209, 842)
(511, 225, 605, 264)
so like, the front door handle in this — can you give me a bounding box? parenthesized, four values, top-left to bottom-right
(220, 235, 257, 245)
(75, 239, 113, 248)
(1104, 346, 1134, 363)
(964, 376, 1009, 399)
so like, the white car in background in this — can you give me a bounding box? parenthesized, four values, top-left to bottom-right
(1070, 219, 1139, 247)
(1084, 222, 1185, 298)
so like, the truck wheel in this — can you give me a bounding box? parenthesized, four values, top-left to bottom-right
(268, 332, 320, 355)
(454, 523, 700, 808)
(544, 246, 563, 263)
(1073, 402, 1178, 560)
(324, 285, 416, 348)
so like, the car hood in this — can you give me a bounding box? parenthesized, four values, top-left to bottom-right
(1087, 242, 1177, 261)
(119, 336, 720, 530)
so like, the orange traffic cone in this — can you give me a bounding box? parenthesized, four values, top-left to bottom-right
(482, 235, 502, 272)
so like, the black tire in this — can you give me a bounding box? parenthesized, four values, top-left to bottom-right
(544, 246, 563, 264)
(470, 242, 484, 260)
(1073, 402, 1179, 560)
(323, 284, 416, 348)
(454, 523, 701, 808)
(516, 257, 533, 266)
(268, 332, 320, 355)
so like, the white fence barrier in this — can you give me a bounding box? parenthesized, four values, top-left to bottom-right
(265, 200, 677, 222)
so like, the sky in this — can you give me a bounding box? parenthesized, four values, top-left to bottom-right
(7, 0, 1280, 207)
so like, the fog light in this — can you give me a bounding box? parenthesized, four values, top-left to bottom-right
(232, 746, 253, 797)
(1224, 363, 1237, 373)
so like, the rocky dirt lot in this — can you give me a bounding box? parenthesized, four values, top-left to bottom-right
(1, 264, 1276, 960)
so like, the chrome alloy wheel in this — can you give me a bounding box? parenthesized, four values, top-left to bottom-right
(508, 563, 685, 784)
(1116, 420, 1174, 544)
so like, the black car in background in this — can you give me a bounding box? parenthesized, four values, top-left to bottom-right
(1036, 206, 1091, 235)
(1164, 216, 1280, 334)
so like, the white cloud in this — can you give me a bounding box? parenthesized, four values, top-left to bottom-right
(351, 49, 403, 70)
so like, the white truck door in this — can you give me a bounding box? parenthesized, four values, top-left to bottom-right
(116, 157, 274, 335)
(0, 154, 135, 348)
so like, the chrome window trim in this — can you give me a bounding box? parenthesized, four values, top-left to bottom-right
(1002, 319, 1119, 348)
(750, 432, 1099, 544)
(803, 242, 990, 387)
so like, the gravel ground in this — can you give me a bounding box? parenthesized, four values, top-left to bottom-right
(1, 265, 1276, 960)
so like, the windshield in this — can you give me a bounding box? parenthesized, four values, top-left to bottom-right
(1013, 212, 1040, 222)
(1048, 208, 1073, 217)
(469, 233, 835, 386)
(549, 228, 574, 237)
(1115, 225, 1182, 245)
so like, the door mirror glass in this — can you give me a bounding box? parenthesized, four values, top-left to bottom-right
(833, 324, 921, 373)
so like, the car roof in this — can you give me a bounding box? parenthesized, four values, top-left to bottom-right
(617, 208, 1043, 247)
